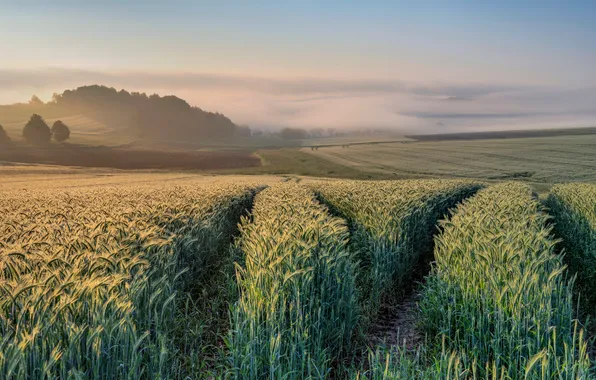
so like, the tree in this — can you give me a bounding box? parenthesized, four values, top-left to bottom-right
(23, 114, 51, 145)
(29, 95, 44, 106)
(280, 127, 309, 140)
(47, 85, 241, 141)
(309, 128, 324, 138)
(235, 125, 252, 137)
(0, 125, 11, 145)
(51, 120, 71, 143)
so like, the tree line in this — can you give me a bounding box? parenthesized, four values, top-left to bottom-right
(52, 85, 241, 140)
(0, 114, 70, 146)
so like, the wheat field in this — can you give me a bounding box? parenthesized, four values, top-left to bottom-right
(0, 172, 594, 379)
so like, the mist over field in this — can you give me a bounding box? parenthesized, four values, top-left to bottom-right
(2, 68, 596, 134)
(3, 2, 596, 135)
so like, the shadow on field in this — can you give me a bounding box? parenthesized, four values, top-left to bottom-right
(313, 184, 484, 373)
(171, 186, 266, 377)
(0, 144, 261, 170)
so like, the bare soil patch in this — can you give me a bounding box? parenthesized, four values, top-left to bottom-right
(366, 287, 423, 351)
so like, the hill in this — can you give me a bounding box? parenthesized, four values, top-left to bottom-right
(0, 85, 246, 147)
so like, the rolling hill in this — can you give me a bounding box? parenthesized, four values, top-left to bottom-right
(0, 85, 246, 147)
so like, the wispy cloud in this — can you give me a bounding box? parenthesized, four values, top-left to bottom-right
(1, 68, 595, 133)
(0, 68, 516, 98)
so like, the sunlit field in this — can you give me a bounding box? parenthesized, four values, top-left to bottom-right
(1, 169, 595, 379)
(2, 1, 596, 378)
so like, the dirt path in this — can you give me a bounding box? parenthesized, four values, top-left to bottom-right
(366, 287, 424, 351)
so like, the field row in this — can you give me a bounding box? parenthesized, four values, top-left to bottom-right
(0, 178, 594, 378)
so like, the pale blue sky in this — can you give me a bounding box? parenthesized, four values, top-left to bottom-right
(1, 1, 595, 131)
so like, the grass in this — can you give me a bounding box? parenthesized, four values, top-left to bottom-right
(302, 134, 410, 147)
(234, 148, 374, 179)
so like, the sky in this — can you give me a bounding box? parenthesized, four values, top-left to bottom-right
(1, 0, 595, 133)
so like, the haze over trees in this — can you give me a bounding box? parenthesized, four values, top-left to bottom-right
(29, 95, 44, 106)
(51, 85, 241, 140)
(0, 125, 11, 145)
(0, 85, 247, 146)
(280, 127, 309, 140)
(51, 120, 71, 143)
(22, 114, 51, 145)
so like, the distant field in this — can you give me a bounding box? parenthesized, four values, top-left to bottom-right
(302, 134, 410, 147)
(301, 134, 596, 184)
(408, 126, 596, 141)
(0, 167, 281, 191)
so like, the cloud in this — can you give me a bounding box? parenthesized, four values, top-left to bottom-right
(0, 67, 514, 98)
(1, 67, 595, 133)
(402, 112, 552, 119)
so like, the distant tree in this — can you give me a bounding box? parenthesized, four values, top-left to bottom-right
(309, 128, 324, 138)
(235, 125, 252, 137)
(47, 85, 241, 142)
(29, 95, 44, 106)
(0, 125, 11, 145)
(51, 120, 71, 143)
(280, 127, 309, 140)
(23, 114, 51, 145)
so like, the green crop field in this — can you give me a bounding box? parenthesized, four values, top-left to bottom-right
(0, 170, 595, 379)
(299, 134, 596, 184)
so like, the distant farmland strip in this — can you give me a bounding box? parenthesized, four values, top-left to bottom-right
(310, 179, 482, 322)
(228, 183, 359, 379)
(0, 145, 261, 170)
(407, 126, 596, 141)
(303, 135, 596, 183)
(418, 183, 590, 378)
(546, 183, 596, 311)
